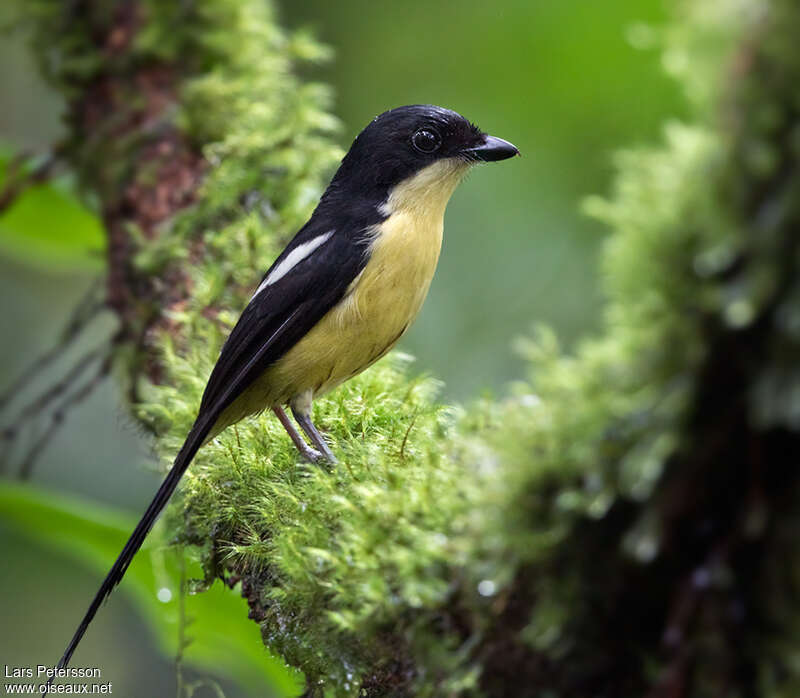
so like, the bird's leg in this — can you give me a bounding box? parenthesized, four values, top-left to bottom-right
(288, 392, 337, 463)
(271, 406, 323, 463)
(292, 410, 337, 464)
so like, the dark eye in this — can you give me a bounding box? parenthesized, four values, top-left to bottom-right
(411, 128, 441, 153)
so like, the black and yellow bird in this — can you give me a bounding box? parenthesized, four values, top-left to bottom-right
(54, 104, 518, 672)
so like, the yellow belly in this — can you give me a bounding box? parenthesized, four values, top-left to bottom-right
(210, 158, 468, 437)
(274, 209, 443, 395)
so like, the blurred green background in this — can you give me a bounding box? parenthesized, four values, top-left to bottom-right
(0, 1, 683, 696)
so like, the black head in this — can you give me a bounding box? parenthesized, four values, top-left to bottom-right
(319, 105, 518, 212)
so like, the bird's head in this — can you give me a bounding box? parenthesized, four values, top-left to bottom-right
(320, 105, 518, 218)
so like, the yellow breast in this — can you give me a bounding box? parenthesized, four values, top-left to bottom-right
(212, 158, 469, 434)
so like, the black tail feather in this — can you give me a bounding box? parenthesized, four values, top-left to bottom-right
(49, 417, 212, 686)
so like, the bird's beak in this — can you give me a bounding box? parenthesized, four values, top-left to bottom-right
(464, 135, 520, 162)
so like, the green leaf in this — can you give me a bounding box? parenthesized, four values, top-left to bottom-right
(0, 481, 303, 697)
(0, 149, 105, 271)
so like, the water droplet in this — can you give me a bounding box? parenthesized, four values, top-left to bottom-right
(478, 580, 497, 597)
(157, 587, 172, 603)
(634, 536, 658, 563)
(724, 299, 755, 328)
(520, 394, 542, 408)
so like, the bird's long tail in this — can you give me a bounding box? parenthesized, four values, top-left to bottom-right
(50, 416, 213, 682)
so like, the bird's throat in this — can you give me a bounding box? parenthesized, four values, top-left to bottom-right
(379, 158, 471, 222)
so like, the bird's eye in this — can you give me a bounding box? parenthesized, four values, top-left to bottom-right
(411, 128, 441, 154)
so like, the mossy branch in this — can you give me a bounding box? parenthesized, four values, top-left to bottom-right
(15, 0, 800, 696)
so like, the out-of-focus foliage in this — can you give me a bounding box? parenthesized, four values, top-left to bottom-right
(0, 151, 105, 270)
(0, 483, 301, 696)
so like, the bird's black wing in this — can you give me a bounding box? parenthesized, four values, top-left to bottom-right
(197, 222, 369, 418)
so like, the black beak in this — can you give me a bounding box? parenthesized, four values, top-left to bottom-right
(464, 135, 520, 162)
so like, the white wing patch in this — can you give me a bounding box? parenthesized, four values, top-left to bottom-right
(253, 231, 334, 297)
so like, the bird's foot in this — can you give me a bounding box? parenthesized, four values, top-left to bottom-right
(301, 445, 326, 464)
(292, 408, 338, 464)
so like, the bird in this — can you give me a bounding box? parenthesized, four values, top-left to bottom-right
(53, 104, 518, 675)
